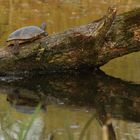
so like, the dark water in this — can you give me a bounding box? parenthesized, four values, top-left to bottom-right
(0, 0, 140, 140)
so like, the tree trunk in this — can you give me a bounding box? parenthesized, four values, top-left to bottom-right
(0, 7, 139, 75)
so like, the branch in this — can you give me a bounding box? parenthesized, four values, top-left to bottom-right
(0, 7, 139, 75)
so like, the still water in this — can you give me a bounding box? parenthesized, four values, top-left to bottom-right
(0, 0, 140, 140)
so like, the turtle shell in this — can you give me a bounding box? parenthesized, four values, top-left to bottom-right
(7, 26, 46, 45)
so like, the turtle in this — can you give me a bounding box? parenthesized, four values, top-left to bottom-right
(6, 22, 48, 54)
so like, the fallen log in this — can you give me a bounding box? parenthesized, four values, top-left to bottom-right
(0, 7, 139, 75)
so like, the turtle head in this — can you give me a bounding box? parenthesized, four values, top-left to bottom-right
(40, 22, 47, 31)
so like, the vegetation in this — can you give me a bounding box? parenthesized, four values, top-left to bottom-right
(0, 105, 42, 140)
(0, 108, 105, 140)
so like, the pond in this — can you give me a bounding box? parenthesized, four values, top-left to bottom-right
(0, 0, 140, 140)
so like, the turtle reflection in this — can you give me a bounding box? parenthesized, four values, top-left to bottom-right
(7, 88, 47, 114)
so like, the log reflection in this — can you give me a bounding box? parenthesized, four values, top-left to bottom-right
(0, 70, 140, 139)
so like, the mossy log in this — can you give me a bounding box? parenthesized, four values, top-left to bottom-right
(0, 7, 139, 75)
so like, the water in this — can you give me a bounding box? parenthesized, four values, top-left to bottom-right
(0, 0, 140, 140)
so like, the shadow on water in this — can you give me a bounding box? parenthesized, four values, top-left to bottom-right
(0, 70, 140, 139)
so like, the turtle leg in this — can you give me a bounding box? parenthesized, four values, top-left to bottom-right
(12, 41, 20, 55)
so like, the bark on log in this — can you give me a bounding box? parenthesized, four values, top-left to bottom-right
(0, 7, 140, 75)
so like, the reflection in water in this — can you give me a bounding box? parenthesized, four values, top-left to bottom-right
(101, 52, 140, 83)
(6, 88, 47, 113)
(0, 70, 140, 139)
